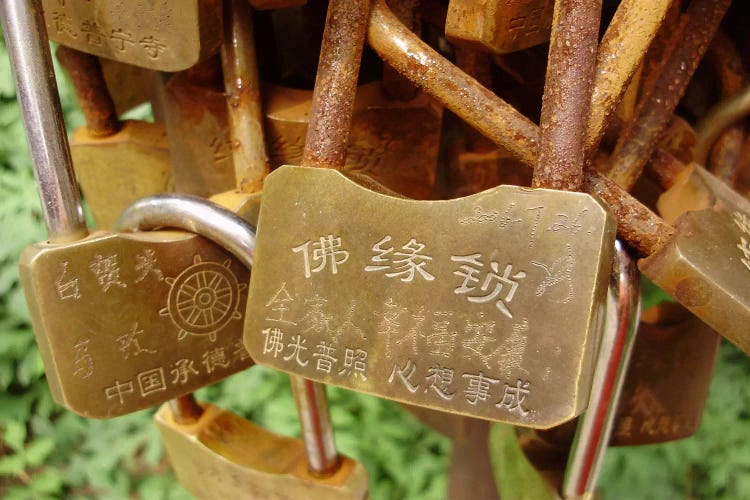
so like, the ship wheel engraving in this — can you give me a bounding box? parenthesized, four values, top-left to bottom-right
(159, 255, 246, 341)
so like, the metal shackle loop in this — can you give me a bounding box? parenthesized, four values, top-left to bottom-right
(115, 194, 257, 270)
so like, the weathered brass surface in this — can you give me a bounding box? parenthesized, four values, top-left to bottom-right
(19, 231, 252, 418)
(155, 403, 368, 499)
(71, 121, 172, 229)
(163, 69, 236, 198)
(41, 0, 222, 72)
(611, 303, 718, 446)
(245, 166, 616, 428)
(640, 164, 750, 355)
(99, 59, 155, 116)
(265, 82, 442, 199)
(445, 0, 554, 55)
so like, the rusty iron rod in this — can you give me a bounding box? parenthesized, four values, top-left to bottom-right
(606, 0, 731, 191)
(221, 0, 269, 193)
(534, 0, 602, 191)
(368, 0, 674, 257)
(302, 0, 373, 169)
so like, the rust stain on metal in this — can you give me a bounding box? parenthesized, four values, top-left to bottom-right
(647, 149, 688, 190)
(55, 46, 120, 137)
(533, 0, 601, 192)
(302, 0, 373, 170)
(607, 0, 731, 191)
(382, 0, 420, 101)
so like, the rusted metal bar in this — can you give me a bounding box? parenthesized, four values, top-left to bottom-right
(221, 0, 269, 193)
(647, 149, 688, 190)
(302, 0, 373, 170)
(585, 0, 672, 158)
(454, 46, 495, 152)
(55, 46, 120, 137)
(606, 0, 731, 191)
(534, 0, 602, 191)
(368, 0, 672, 256)
(382, 0, 420, 101)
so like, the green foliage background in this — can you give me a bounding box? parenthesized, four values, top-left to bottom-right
(1, 36, 750, 499)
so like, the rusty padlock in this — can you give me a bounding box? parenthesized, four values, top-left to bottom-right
(56, 46, 172, 230)
(41, 0, 223, 72)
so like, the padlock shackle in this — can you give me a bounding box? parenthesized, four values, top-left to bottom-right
(115, 194, 256, 269)
(220, 0, 269, 193)
(0, 0, 87, 244)
(533, 0, 601, 192)
(290, 376, 340, 476)
(367, 0, 674, 257)
(562, 240, 641, 498)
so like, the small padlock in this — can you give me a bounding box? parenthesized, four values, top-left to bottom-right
(5, 8, 253, 418)
(445, 0, 554, 55)
(56, 46, 172, 230)
(41, 0, 223, 72)
(99, 58, 156, 116)
(155, 388, 367, 499)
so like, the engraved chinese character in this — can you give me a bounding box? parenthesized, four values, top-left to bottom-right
(489, 319, 529, 379)
(81, 20, 106, 45)
(232, 340, 252, 363)
(462, 371, 499, 405)
(332, 301, 365, 342)
(451, 254, 526, 318)
(531, 245, 574, 304)
(72, 339, 93, 379)
(388, 359, 420, 393)
(298, 295, 333, 336)
(171, 359, 200, 384)
(134, 248, 163, 283)
(733, 211, 750, 235)
(137, 368, 166, 396)
(365, 236, 435, 282)
(547, 209, 587, 234)
(396, 306, 426, 355)
(497, 203, 523, 229)
(425, 311, 457, 357)
(461, 313, 497, 367)
(139, 35, 166, 59)
(202, 348, 229, 374)
(262, 327, 284, 357)
(293, 235, 350, 278)
(738, 237, 750, 271)
(338, 348, 367, 381)
(105, 380, 134, 404)
(424, 364, 455, 400)
(313, 340, 338, 373)
(615, 416, 633, 438)
(56, 261, 80, 300)
(283, 335, 309, 367)
(116, 322, 156, 359)
(526, 205, 545, 248)
(110, 29, 135, 51)
(265, 282, 296, 324)
(375, 298, 407, 357)
(50, 12, 77, 37)
(89, 254, 126, 292)
(496, 379, 531, 416)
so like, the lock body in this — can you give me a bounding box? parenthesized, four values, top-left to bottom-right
(155, 403, 368, 499)
(445, 0, 554, 55)
(71, 121, 172, 229)
(245, 166, 616, 428)
(19, 231, 252, 418)
(99, 59, 156, 116)
(41, 0, 222, 71)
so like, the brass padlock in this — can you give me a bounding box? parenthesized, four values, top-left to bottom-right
(56, 46, 172, 230)
(445, 0, 554, 55)
(610, 302, 719, 446)
(155, 390, 367, 499)
(41, 0, 223, 72)
(7, 13, 253, 418)
(99, 59, 156, 116)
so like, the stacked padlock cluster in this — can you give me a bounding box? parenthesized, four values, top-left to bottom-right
(2, 0, 750, 497)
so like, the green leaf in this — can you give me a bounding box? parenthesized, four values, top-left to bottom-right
(3, 419, 27, 451)
(24, 437, 56, 467)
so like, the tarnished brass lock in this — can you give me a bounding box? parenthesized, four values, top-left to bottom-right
(99, 59, 156, 116)
(264, 81, 443, 199)
(610, 302, 719, 446)
(640, 163, 750, 355)
(41, 0, 223, 72)
(56, 46, 172, 230)
(445, 0, 554, 55)
(155, 390, 368, 499)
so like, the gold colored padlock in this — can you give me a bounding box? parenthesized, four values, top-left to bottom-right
(41, 0, 223, 71)
(56, 46, 172, 230)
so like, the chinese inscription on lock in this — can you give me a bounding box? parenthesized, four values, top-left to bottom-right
(245, 167, 616, 428)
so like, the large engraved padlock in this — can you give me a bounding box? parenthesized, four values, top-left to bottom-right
(7, 11, 253, 418)
(41, 0, 223, 71)
(155, 387, 368, 499)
